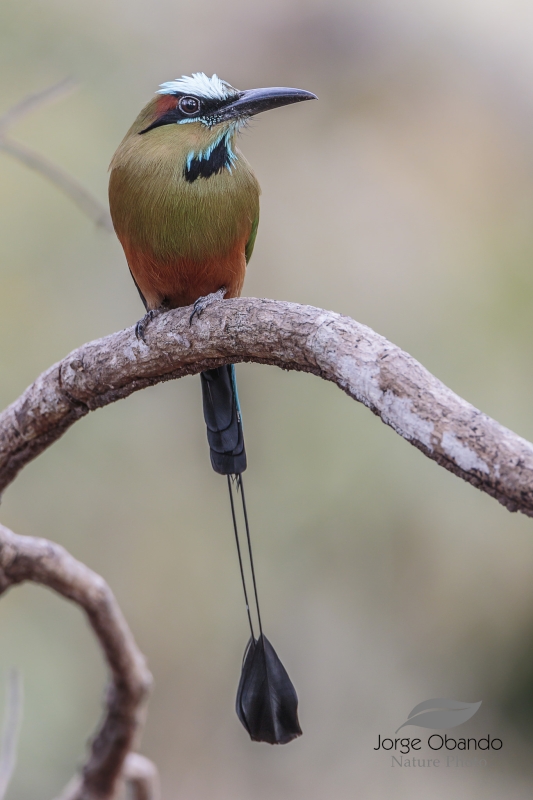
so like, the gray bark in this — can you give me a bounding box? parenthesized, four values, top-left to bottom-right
(1, 297, 532, 515)
(0, 523, 155, 800)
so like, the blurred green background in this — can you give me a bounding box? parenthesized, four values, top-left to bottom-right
(1, 0, 533, 797)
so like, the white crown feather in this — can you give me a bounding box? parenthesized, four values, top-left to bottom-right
(158, 73, 239, 101)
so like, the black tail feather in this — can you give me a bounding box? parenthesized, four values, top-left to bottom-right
(236, 634, 302, 745)
(201, 365, 247, 475)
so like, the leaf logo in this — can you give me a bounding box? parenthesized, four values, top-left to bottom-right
(395, 699, 482, 734)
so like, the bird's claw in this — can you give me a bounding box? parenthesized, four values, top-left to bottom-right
(189, 287, 227, 325)
(135, 309, 159, 343)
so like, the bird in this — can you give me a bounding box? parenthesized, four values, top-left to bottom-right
(109, 72, 316, 744)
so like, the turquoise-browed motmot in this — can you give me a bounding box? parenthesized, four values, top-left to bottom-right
(109, 73, 316, 744)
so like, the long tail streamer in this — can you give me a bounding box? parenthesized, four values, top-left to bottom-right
(228, 474, 302, 745)
(201, 365, 301, 743)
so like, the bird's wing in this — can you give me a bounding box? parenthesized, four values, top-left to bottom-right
(245, 212, 260, 264)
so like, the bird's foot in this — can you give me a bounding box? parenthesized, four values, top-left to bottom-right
(189, 287, 227, 325)
(135, 308, 162, 343)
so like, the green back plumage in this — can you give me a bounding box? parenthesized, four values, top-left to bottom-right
(245, 212, 260, 263)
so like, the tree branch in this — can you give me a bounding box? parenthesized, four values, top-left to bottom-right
(0, 523, 153, 799)
(0, 297, 532, 516)
(122, 754, 160, 800)
(0, 79, 76, 136)
(0, 81, 113, 231)
(0, 139, 113, 230)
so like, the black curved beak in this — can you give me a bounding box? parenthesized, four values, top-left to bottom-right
(220, 87, 317, 121)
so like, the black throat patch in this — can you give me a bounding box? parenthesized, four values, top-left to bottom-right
(184, 136, 232, 183)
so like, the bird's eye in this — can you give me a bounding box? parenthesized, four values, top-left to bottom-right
(179, 96, 201, 115)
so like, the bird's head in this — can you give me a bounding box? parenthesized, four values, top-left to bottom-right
(142, 73, 316, 132)
(124, 73, 316, 182)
